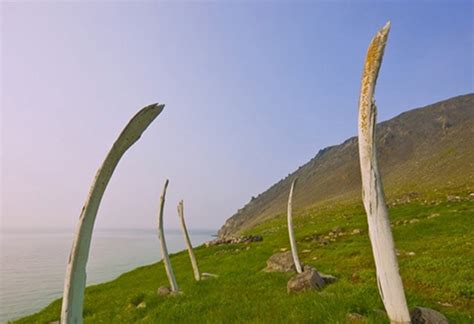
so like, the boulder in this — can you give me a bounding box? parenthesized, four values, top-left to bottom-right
(287, 266, 325, 293)
(157, 286, 171, 296)
(265, 251, 296, 272)
(411, 307, 449, 324)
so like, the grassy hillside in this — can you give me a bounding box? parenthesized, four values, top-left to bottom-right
(219, 93, 474, 237)
(15, 195, 474, 323)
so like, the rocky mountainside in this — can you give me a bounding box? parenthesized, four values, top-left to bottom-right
(218, 93, 474, 238)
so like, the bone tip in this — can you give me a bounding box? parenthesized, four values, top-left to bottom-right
(381, 21, 391, 33)
(154, 103, 165, 111)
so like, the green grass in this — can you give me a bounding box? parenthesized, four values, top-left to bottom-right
(14, 199, 474, 323)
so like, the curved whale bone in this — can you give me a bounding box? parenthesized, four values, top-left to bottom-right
(287, 178, 302, 274)
(61, 103, 165, 324)
(177, 200, 201, 281)
(357, 21, 411, 324)
(158, 179, 179, 293)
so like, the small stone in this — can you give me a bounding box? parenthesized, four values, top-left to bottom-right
(136, 301, 146, 309)
(312, 256, 318, 260)
(410, 218, 420, 224)
(428, 213, 440, 219)
(437, 301, 453, 307)
(265, 251, 296, 272)
(302, 249, 311, 253)
(352, 229, 361, 235)
(408, 251, 416, 256)
(280, 247, 288, 252)
(332, 226, 342, 234)
(287, 266, 325, 293)
(157, 286, 171, 296)
(447, 195, 461, 202)
(410, 307, 448, 324)
(351, 273, 360, 283)
(346, 312, 365, 322)
(319, 239, 330, 246)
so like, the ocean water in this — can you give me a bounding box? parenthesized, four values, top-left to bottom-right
(0, 228, 214, 323)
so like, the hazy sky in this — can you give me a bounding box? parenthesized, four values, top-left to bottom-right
(1, 1, 472, 231)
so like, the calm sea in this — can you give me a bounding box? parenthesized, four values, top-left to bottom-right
(0, 228, 214, 323)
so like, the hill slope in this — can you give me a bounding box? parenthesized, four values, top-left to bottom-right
(218, 94, 474, 237)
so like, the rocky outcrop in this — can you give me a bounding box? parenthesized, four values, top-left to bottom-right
(206, 235, 263, 246)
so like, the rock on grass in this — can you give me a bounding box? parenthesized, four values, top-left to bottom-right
(287, 266, 325, 293)
(346, 312, 365, 322)
(265, 251, 296, 272)
(157, 286, 171, 296)
(287, 266, 337, 293)
(411, 307, 449, 324)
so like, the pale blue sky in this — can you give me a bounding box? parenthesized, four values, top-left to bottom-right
(1, 1, 472, 231)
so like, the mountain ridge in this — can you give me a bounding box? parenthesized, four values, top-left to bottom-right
(218, 93, 474, 237)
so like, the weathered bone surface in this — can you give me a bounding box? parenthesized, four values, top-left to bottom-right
(158, 179, 179, 292)
(61, 103, 165, 324)
(178, 200, 201, 281)
(287, 178, 302, 274)
(357, 21, 411, 323)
